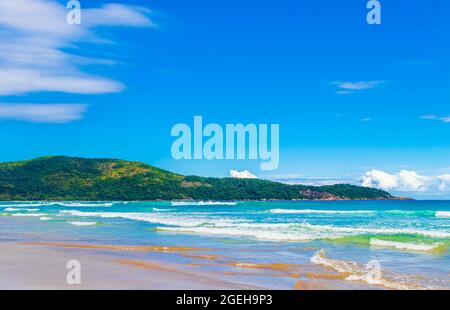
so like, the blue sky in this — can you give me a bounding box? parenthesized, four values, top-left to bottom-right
(0, 0, 449, 198)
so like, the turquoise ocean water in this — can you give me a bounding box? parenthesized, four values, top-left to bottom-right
(0, 200, 449, 289)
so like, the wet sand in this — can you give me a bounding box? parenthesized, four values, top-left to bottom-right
(0, 241, 372, 290)
(0, 242, 261, 290)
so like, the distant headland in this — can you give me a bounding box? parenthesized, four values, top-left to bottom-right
(0, 156, 399, 201)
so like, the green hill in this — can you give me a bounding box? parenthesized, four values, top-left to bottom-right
(0, 156, 395, 201)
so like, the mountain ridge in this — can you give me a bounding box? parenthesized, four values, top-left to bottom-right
(0, 156, 397, 201)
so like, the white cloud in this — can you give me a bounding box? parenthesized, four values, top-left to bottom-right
(420, 114, 450, 123)
(437, 174, 450, 191)
(361, 169, 450, 193)
(83, 4, 156, 28)
(0, 69, 123, 95)
(396, 170, 432, 191)
(0, 104, 87, 123)
(420, 114, 438, 120)
(0, 0, 155, 96)
(333, 81, 385, 94)
(229, 170, 258, 179)
(361, 170, 399, 190)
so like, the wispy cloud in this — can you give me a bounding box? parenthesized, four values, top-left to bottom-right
(333, 81, 385, 94)
(0, 104, 87, 123)
(420, 114, 450, 123)
(0, 69, 123, 95)
(0, 0, 155, 96)
(83, 4, 156, 28)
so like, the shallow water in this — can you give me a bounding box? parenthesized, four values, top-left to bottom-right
(0, 200, 449, 289)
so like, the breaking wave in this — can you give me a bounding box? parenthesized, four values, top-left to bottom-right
(269, 208, 450, 218)
(4, 208, 40, 212)
(55, 202, 115, 207)
(0, 202, 115, 208)
(369, 238, 445, 252)
(11, 213, 46, 217)
(153, 208, 176, 212)
(57, 210, 450, 242)
(68, 221, 98, 226)
(436, 211, 450, 218)
(268, 209, 375, 215)
(171, 201, 238, 207)
(310, 249, 423, 290)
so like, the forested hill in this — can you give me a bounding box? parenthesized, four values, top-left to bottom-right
(0, 156, 395, 201)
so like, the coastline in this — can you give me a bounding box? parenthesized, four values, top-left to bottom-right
(0, 240, 386, 290)
(1, 200, 448, 290)
(0, 197, 412, 202)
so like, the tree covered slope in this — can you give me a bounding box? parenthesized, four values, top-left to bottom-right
(0, 156, 394, 201)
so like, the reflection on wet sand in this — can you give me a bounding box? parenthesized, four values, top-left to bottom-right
(18, 241, 429, 290)
(20, 242, 208, 252)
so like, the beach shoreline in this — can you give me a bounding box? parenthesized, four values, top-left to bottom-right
(1, 200, 449, 290)
(0, 242, 265, 290)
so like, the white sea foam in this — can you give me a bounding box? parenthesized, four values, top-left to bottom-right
(57, 210, 450, 241)
(303, 223, 450, 238)
(158, 222, 345, 241)
(157, 226, 318, 241)
(268, 209, 375, 215)
(59, 210, 240, 228)
(435, 211, 450, 218)
(369, 238, 443, 252)
(1, 202, 114, 208)
(55, 202, 114, 207)
(310, 249, 420, 290)
(4, 208, 39, 212)
(0, 203, 52, 208)
(159, 222, 450, 241)
(11, 213, 45, 217)
(171, 201, 238, 206)
(68, 221, 98, 226)
(153, 208, 176, 212)
(39, 217, 52, 221)
(311, 249, 358, 273)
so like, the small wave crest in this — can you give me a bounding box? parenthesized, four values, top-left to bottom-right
(269, 208, 450, 218)
(0, 203, 52, 208)
(4, 208, 40, 212)
(152, 208, 176, 212)
(369, 238, 444, 252)
(57, 210, 450, 242)
(310, 249, 422, 289)
(171, 201, 238, 207)
(11, 213, 45, 217)
(56, 202, 114, 207)
(0, 202, 115, 208)
(435, 211, 450, 218)
(68, 221, 98, 226)
(268, 209, 375, 215)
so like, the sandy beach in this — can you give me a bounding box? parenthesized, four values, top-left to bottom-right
(1, 201, 448, 290)
(0, 242, 260, 290)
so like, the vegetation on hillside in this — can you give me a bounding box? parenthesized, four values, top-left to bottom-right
(0, 156, 394, 201)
